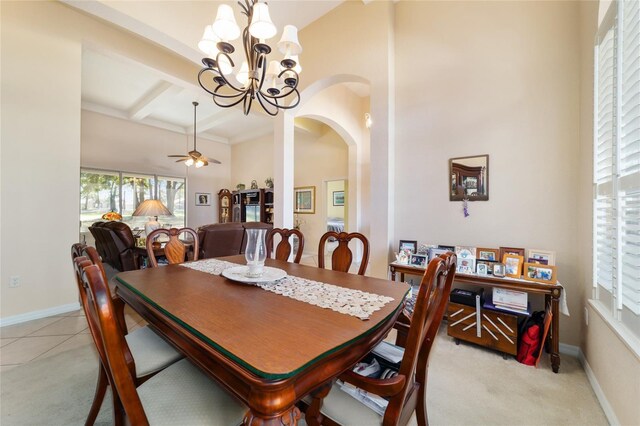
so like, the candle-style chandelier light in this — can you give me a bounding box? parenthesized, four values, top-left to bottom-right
(197, 0, 302, 116)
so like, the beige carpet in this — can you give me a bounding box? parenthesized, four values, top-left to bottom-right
(0, 326, 607, 425)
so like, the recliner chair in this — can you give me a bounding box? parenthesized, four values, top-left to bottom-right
(88, 221, 138, 271)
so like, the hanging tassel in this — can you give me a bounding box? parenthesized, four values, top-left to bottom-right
(463, 197, 470, 218)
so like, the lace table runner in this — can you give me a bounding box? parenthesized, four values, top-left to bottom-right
(180, 259, 395, 320)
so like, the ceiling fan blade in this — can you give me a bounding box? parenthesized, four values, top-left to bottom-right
(210, 158, 222, 164)
(167, 155, 188, 158)
(175, 158, 189, 163)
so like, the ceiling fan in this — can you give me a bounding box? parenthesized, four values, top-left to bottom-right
(168, 101, 221, 167)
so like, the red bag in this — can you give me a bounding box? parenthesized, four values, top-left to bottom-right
(517, 324, 540, 366)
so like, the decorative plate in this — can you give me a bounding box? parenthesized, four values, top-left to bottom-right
(221, 266, 287, 284)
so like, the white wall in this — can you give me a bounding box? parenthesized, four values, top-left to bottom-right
(394, 0, 582, 346)
(0, 0, 202, 320)
(230, 133, 274, 191)
(81, 110, 231, 229)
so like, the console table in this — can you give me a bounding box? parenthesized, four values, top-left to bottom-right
(389, 261, 562, 373)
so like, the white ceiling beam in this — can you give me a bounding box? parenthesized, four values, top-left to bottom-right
(128, 82, 183, 121)
(82, 101, 228, 144)
(188, 108, 238, 134)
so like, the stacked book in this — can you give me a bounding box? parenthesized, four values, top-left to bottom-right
(486, 288, 530, 315)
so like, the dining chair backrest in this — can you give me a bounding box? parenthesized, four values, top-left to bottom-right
(389, 252, 457, 425)
(266, 228, 305, 264)
(72, 246, 137, 380)
(146, 227, 199, 268)
(77, 258, 150, 425)
(318, 231, 370, 276)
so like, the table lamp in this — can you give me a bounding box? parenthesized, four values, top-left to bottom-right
(132, 199, 172, 236)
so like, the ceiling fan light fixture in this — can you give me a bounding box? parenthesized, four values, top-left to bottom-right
(167, 101, 221, 168)
(184, 157, 194, 167)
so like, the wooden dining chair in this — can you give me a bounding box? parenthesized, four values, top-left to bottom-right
(318, 231, 370, 275)
(266, 228, 305, 263)
(71, 244, 183, 425)
(306, 253, 457, 426)
(145, 227, 199, 268)
(77, 257, 247, 425)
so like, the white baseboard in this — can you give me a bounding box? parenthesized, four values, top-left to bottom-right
(559, 342, 581, 358)
(0, 302, 81, 327)
(574, 347, 619, 426)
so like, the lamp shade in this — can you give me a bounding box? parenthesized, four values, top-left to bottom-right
(249, 3, 277, 40)
(132, 199, 172, 217)
(212, 4, 240, 41)
(198, 25, 219, 56)
(277, 25, 302, 55)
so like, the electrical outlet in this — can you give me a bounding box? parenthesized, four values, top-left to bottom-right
(9, 276, 20, 288)
(584, 306, 589, 326)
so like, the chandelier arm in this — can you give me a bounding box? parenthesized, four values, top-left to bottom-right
(243, 94, 254, 116)
(213, 88, 249, 109)
(256, 92, 280, 116)
(214, 52, 248, 94)
(257, 69, 300, 100)
(199, 72, 246, 100)
(257, 88, 300, 110)
(255, 53, 269, 94)
(197, 68, 220, 97)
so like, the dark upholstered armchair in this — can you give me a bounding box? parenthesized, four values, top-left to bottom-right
(88, 221, 138, 272)
(197, 222, 273, 259)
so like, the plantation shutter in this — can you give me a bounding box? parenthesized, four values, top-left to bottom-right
(594, 18, 617, 295)
(619, 0, 640, 315)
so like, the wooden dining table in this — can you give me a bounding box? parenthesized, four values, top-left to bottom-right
(115, 255, 409, 425)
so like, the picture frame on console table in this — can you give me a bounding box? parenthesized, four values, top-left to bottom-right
(477, 247, 500, 261)
(503, 254, 524, 278)
(399, 240, 418, 254)
(526, 249, 556, 266)
(523, 263, 557, 284)
(428, 247, 450, 261)
(410, 253, 428, 267)
(493, 263, 506, 277)
(499, 246, 525, 260)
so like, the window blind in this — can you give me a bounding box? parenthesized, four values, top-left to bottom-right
(594, 0, 640, 336)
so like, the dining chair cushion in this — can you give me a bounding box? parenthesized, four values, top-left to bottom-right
(138, 358, 247, 425)
(319, 382, 383, 425)
(126, 326, 183, 377)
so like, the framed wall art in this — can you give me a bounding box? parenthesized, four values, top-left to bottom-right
(332, 191, 345, 206)
(499, 246, 525, 260)
(195, 192, 211, 206)
(294, 186, 316, 214)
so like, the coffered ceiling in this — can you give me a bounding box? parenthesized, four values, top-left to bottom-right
(69, 0, 346, 144)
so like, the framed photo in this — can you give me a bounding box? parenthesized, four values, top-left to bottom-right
(493, 263, 506, 277)
(455, 246, 476, 260)
(438, 245, 455, 252)
(410, 253, 428, 267)
(523, 263, 557, 284)
(477, 248, 500, 262)
(457, 258, 476, 274)
(332, 191, 345, 206)
(294, 186, 316, 214)
(477, 260, 495, 274)
(417, 244, 432, 255)
(195, 192, 211, 206)
(428, 247, 449, 261)
(527, 249, 556, 266)
(399, 240, 418, 254)
(503, 254, 524, 278)
(499, 246, 525, 260)
(476, 263, 489, 276)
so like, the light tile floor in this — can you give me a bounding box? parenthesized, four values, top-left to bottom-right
(0, 306, 147, 372)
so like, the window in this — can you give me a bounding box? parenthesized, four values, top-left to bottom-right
(593, 0, 640, 339)
(80, 168, 186, 238)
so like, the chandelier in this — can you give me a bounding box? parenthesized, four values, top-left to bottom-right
(197, 0, 302, 116)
